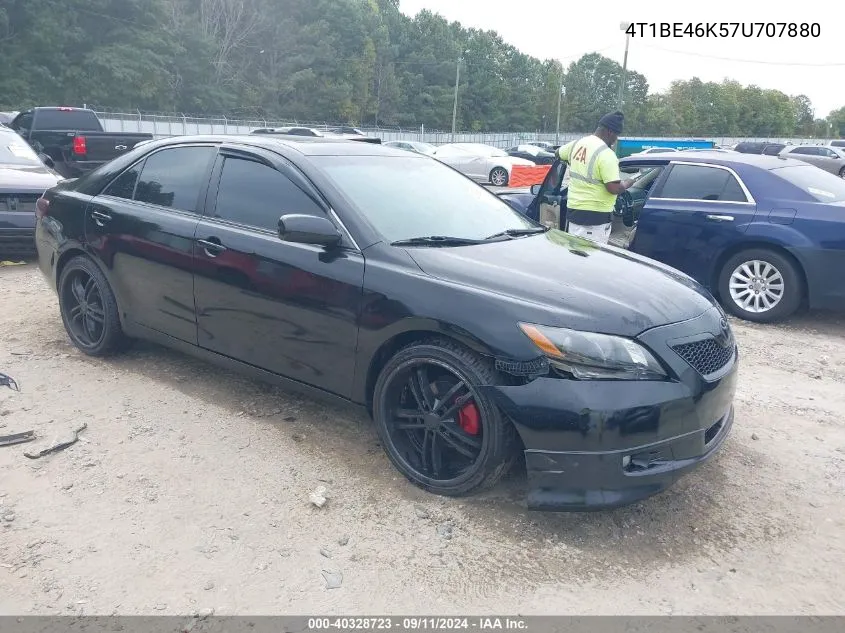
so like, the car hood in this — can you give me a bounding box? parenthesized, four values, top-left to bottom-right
(405, 230, 718, 337)
(0, 164, 61, 192)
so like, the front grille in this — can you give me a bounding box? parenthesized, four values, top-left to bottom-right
(0, 194, 40, 213)
(672, 337, 734, 377)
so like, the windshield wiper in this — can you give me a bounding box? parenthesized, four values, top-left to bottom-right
(483, 227, 549, 240)
(390, 235, 486, 247)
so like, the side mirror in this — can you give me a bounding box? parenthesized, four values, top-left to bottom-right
(530, 184, 542, 195)
(38, 153, 55, 169)
(278, 214, 342, 247)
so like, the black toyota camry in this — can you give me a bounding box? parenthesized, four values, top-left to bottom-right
(34, 135, 737, 511)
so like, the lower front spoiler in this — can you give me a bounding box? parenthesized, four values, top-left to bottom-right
(524, 406, 734, 511)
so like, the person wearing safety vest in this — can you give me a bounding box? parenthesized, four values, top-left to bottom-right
(556, 111, 634, 244)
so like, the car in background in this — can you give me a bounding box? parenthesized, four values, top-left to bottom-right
(829, 140, 845, 150)
(1, 126, 62, 254)
(779, 145, 845, 178)
(431, 143, 534, 186)
(34, 133, 736, 511)
(8, 107, 153, 179)
(524, 141, 559, 152)
(733, 141, 787, 156)
(329, 126, 365, 136)
(629, 147, 679, 156)
(0, 112, 18, 128)
(501, 150, 845, 323)
(383, 140, 436, 155)
(506, 144, 556, 165)
(252, 127, 381, 144)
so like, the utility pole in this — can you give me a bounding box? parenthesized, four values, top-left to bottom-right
(451, 57, 462, 143)
(555, 74, 565, 146)
(617, 22, 631, 111)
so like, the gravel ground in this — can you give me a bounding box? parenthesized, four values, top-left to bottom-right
(1, 261, 844, 615)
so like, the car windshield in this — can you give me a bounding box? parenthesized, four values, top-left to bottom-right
(317, 155, 537, 242)
(773, 165, 845, 202)
(0, 135, 42, 166)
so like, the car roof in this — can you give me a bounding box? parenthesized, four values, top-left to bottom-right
(136, 134, 413, 157)
(620, 150, 805, 171)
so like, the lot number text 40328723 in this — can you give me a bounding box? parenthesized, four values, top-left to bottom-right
(624, 22, 821, 38)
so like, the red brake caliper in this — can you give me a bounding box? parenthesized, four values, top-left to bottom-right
(457, 402, 480, 435)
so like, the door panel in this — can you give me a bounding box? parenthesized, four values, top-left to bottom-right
(84, 145, 217, 343)
(629, 163, 757, 285)
(192, 152, 365, 397)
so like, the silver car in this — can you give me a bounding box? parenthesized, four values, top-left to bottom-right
(780, 145, 845, 178)
(431, 143, 534, 186)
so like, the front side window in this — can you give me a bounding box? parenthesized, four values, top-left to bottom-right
(656, 164, 748, 202)
(212, 157, 324, 232)
(316, 155, 535, 243)
(134, 146, 216, 212)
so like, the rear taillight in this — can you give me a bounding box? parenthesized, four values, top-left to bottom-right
(35, 196, 50, 219)
(72, 135, 86, 155)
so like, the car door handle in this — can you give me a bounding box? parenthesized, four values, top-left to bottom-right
(197, 238, 227, 257)
(91, 211, 112, 226)
(705, 214, 734, 222)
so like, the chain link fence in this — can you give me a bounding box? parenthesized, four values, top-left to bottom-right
(91, 108, 831, 148)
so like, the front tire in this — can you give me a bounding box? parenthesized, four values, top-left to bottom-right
(489, 167, 509, 187)
(58, 256, 128, 356)
(372, 338, 518, 497)
(718, 248, 803, 323)
(839, 166, 845, 179)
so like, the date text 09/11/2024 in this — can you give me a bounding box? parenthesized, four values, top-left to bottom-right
(307, 618, 528, 631)
(624, 22, 821, 38)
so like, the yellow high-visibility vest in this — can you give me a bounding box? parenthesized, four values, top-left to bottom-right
(557, 135, 620, 213)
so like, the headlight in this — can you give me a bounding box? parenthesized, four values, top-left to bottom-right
(518, 322, 667, 381)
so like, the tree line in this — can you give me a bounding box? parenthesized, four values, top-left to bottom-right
(1, 0, 842, 137)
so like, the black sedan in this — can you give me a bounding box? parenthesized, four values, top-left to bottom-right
(1, 126, 62, 254)
(34, 135, 737, 511)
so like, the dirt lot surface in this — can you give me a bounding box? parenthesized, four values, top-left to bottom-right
(1, 262, 844, 615)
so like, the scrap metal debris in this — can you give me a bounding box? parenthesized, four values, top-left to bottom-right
(0, 430, 36, 448)
(24, 423, 87, 459)
(0, 372, 19, 391)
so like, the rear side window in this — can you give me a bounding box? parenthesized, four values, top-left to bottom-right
(211, 157, 324, 232)
(134, 146, 216, 212)
(656, 164, 749, 202)
(831, 141, 845, 148)
(103, 164, 141, 199)
(32, 109, 102, 131)
(790, 147, 819, 156)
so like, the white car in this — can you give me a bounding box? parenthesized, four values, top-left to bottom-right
(430, 143, 534, 186)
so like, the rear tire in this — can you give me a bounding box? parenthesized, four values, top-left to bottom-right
(58, 256, 129, 356)
(718, 248, 803, 323)
(372, 338, 518, 497)
(490, 167, 509, 187)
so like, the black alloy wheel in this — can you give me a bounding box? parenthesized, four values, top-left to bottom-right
(373, 339, 518, 497)
(58, 256, 129, 356)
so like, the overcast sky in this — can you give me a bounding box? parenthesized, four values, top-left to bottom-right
(399, 0, 842, 118)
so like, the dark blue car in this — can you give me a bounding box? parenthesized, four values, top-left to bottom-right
(499, 151, 845, 323)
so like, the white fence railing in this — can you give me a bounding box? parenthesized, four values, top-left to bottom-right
(93, 110, 834, 147)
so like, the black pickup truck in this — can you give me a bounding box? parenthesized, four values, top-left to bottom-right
(8, 107, 153, 179)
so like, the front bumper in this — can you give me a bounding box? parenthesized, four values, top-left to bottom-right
(483, 306, 738, 511)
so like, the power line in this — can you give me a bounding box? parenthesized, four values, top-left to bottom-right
(639, 43, 845, 67)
